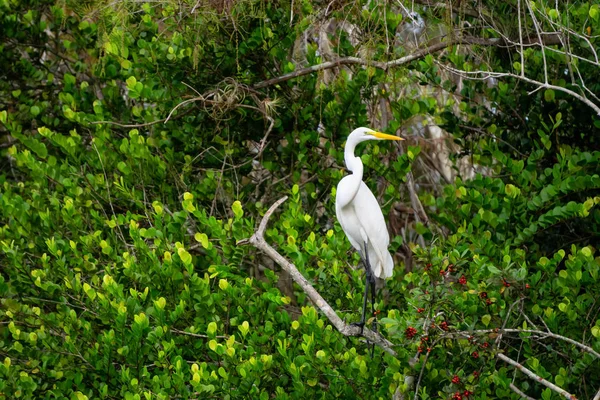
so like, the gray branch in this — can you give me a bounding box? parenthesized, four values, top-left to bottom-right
(240, 196, 397, 356)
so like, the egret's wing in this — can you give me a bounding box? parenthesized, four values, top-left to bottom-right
(352, 181, 395, 279)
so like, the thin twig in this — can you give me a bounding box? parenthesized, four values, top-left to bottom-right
(239, 197, 397, 356)
(497, 353, 577, 400)
(495, 298, 524, 349)
(170, 328, 227, 339)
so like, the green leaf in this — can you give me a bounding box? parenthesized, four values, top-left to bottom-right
(487, 264, 501, 275)
(544, 89, 555, 102)
(195, 232, 209, 248)
(177, 248, 192, 265)
(232, 200, 243, 218)
(482, 314, 491, 327)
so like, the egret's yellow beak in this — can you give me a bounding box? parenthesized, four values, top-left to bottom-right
(370, 131, 404, 140)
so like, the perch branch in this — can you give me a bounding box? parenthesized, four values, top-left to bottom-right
(593, 387, 600, 400)
(497, 353, 578, 400)
(240, 196, 397, 356)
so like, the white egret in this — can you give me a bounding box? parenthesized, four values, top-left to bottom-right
(335, 127, 403, 332)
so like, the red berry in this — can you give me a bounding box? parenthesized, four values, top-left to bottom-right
(525, 283, 531, 289)
(463, 390, 472, 397)
(405, 326, 418, 339)
(502, 278, 510, 287)
(481, 342, 489, 348)
(440, 269, 447, 276)
(479, 292, 487, 299)
(448, 264, 455, 272)
(417, 346, 423, 353)
(458, 275, 467, 285)
(440, 321, 449, 331)
(452, 391, 462, 400)
(452, 375, 460, 384)
(417, 308, 425, 313)
(486, 298, 492, 305)
(473, 371, 480, 378)
(472, 351, 479, 359)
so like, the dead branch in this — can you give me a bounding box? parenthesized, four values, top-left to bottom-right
(451, 328, 600, 359)
(239, 196, 397, 356)
(435, 63, 600, 117)
(509, 383, 535, 400)
(252, 34, 570, 90)
(497, 353, 578, 400)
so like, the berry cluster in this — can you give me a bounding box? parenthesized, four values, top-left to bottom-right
(405, 326, 418, 339)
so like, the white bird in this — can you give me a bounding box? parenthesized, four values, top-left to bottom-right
(335, 127, 403, 332)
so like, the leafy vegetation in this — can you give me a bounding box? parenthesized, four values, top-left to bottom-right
(1, 0, 599, 399)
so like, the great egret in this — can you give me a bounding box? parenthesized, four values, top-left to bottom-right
(335, 127, 403, 332)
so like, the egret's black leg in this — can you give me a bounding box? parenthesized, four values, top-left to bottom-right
(359, 268, 369, 330)
(350, 265, 368, 334)
(363, 242, 377, 357)
(370, 277, 377, 330)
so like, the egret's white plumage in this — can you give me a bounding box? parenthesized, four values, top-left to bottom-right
(335, 127, 402, 280)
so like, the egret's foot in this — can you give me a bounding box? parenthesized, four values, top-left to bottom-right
(350, 321, 365, 335)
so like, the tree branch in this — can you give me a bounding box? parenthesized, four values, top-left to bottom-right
(252, 35, 568, 90)
(435, 63, 600, 117)
(509, 383, 535, 400)
(452, 328, 600, 359)
(497, 353, 578, 400)
(239, 196, 397, 356)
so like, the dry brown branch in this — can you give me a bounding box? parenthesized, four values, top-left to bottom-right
(497, 353, 578, 400)
(239, 196, 397, 356)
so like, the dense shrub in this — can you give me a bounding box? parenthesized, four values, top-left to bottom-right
(1, 0, 599, 399)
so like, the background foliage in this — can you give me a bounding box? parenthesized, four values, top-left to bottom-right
(1, 0, 600, 399)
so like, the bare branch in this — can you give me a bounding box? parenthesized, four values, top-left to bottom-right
(435, 63, 600, 117)
(510, 383, 536, 400)
(497, 353, 578, 400)
(594, 387, 600, 400)
(451, 328, 600, 359)
(253, 37, 506, 89)
(240, 197, 398, 356)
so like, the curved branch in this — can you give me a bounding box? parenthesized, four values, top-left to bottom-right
(253, 34, 572, 90)
(253, 37, 500, 89)
(240, 196, 397, 356)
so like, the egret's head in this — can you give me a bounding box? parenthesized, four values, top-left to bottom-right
(348, 127, 404, 143)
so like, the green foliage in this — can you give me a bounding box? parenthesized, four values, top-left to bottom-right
(1, 0, 600, 399)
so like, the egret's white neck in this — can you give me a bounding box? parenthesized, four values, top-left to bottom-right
(344, 139, 363, 178)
